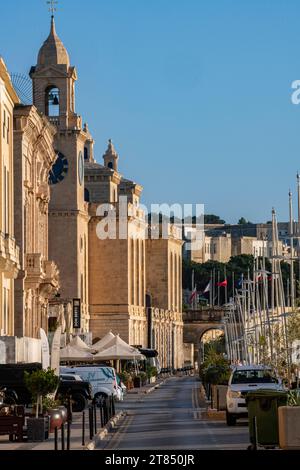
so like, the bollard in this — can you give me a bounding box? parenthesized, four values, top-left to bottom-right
(67, 393, 73, 424)
(104, 398, 108, 423)
(67, 420, 71, 451)
(89, 407, 94, 440)
(112, 397, 116, 417)
(82, 411, 85, 446)
(94, 403, 97, 434)
(54, 427, 58, 451)
(99, 403, 104, 428)
(61, 423, 65, 451)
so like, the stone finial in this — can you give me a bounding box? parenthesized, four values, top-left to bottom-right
(103, 139, 119, 171)
(106, 139, 118, 156)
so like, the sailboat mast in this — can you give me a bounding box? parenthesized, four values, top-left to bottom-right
(289, 190, 295, 308)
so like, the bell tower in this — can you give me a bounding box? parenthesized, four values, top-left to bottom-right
(30, 14, 92, 333)
(30, 16, 79, 130)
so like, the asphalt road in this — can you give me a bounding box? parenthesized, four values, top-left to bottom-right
(100, 376, 250, 450)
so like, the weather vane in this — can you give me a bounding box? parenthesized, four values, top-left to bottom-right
(47, 0, 58, 16)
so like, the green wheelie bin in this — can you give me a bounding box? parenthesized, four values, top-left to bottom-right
(246, 389, 288, 449)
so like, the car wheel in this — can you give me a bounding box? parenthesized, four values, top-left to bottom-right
(93, 393, 108, 407)
(226, 411, 237, 426)
(71, 393, 87, 412)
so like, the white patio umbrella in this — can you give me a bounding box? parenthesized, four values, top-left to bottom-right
(69, 335, 93, 352)
(92, 331, 115, 352)
(93, 339, 145, 361)
(95, 334, 140, 354)
(60, 344, 94, 362)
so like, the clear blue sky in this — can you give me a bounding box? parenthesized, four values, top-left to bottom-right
(1, 0, 300, 223)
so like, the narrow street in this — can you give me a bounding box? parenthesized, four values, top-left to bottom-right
(100, 377, 250, 450)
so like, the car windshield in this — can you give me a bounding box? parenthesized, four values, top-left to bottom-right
(231, 369, 279, 384)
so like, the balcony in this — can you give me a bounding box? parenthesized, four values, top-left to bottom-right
(25, 254, 60, 297)
(48, 116, 60, 127)
(0, 232, 20, 278)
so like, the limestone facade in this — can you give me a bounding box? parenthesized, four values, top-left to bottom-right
(13, 104, 59, 338)
(0, 59, 20, 336)
(146, 224, 184, 369)
(86, 144, 184, 368)
(86, 142, 147, 347)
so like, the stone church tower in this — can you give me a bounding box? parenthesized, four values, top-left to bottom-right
(30, 16, 91, 332)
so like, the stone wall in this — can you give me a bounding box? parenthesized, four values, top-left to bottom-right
(0, 336, 41, 364)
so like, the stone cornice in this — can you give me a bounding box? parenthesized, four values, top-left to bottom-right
(49, 209, 90, 221)
(14, 105, 57, 172)
(0, 58, 20, 104)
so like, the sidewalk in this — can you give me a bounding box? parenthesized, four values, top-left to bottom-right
(126, 377, 168, 395)
(0, 377, 170, 451)
(0, 412, 94, 451)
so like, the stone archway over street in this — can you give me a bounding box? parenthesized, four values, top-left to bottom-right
(183, 308, 226, 364)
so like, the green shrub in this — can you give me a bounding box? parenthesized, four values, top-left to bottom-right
(288, 390, 300, 407)
(146, 366, 158, 379)
(24, 368, 59, 418)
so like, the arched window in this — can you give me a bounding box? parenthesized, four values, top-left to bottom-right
(108, 162, 113, 170)
(45, 86, 60, 117)
(84, 147, 89, 161)
(84, 188, 90, 202)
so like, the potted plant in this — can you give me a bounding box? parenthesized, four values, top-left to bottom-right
(278, 390, 300, 450)
(24, 368, 59, 442)
(146, 366, 158, 384)
(42, 397, 67, 434)
(119, 371, 133, 390)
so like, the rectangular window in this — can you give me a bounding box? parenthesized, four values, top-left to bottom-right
(7, 115, 9, 143)
(3, 110, 6, 139)
(3, 166, 9, 234)
(2, 288, 8, 335)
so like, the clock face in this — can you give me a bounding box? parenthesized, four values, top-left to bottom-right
(49, 152, 69, 185)
(78, 150, 84, 186)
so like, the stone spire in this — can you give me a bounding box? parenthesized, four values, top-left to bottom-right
(103, 139, 119, 171)
(37, 15, 70, 67)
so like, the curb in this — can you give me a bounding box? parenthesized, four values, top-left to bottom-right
(144, 379, 166, 394)
(86, 411, 126, 450)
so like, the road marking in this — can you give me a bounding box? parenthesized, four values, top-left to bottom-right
(102, 413, 134, 450)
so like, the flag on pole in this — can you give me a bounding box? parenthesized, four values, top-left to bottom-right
(217, 279, 228, 288)
(189, 286, 197, 304)
(237, 276, 243, 288)
(203, 282, 211, 294)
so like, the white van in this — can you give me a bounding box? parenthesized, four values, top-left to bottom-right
(60, 365, 122, 402)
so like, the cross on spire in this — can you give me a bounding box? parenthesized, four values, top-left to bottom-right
(47, 0, 58, 16)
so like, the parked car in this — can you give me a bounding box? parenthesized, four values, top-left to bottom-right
(226, 365, 283, 426)
(116, 374, 127, 397)
(0, 363, 93, 412)
(60, 365, 123, 402)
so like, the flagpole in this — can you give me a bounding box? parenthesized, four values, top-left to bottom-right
(210, 271, 213, 307)
(225, 266, 228, 305)
(192, 269, 195, 311)
(213, 269, 216, 307)
(217, 271, 220, 307)
(232, 271, 235, 302)
(289, 190, 295, 309)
